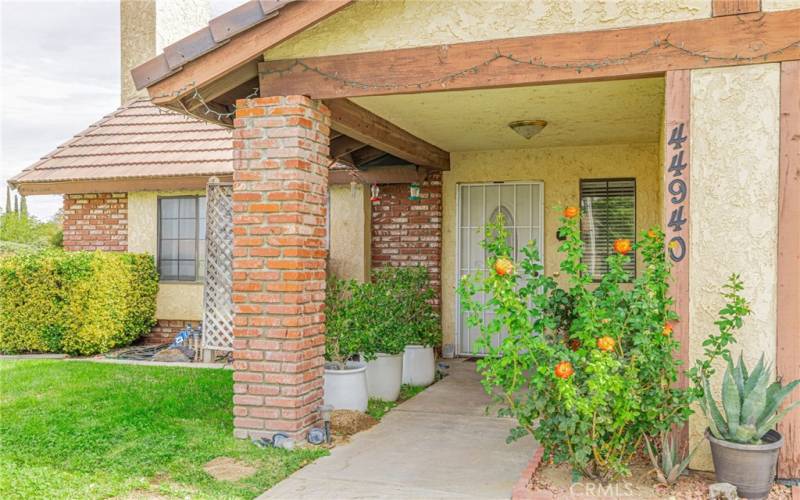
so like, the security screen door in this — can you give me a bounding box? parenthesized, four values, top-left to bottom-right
(456, 182, 543, 356)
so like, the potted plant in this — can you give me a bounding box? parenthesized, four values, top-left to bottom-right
(359, 268, 407, 401)
(700, 353, 800, 498)
(384, 266, 440, 387)
(323, 277, 368, 412)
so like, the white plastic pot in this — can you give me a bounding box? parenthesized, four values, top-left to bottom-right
(365, 353, 403, 401)
(323, 361, 368, 412)
(402, 345, 435, 386)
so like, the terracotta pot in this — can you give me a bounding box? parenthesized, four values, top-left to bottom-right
(706, 428, 783, 499)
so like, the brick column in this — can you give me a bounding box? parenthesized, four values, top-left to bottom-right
(230, 96, 330, 440)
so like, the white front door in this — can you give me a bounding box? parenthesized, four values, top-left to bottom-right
(456, 182, 543, 356)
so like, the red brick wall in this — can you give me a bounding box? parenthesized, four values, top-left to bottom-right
(371, 172, 442, 304)
(62, 193, 127, 251)
(142, 319, 199, 345)
(230, 96, 329, 440)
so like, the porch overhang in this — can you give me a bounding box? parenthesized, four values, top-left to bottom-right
(257, 8, 800, 99)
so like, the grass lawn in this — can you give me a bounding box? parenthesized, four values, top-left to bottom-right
(0, 360, 327, 499)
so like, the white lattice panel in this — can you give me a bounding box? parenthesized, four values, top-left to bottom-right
(202, 179, 234, 351)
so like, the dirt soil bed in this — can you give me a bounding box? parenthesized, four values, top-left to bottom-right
(528, 461, 792, 499)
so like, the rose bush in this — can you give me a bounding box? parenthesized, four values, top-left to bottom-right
(459, 209, 695, 481)
(459, 209, 751, 481)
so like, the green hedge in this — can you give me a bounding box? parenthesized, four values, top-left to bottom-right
(0, 250, 158, 355)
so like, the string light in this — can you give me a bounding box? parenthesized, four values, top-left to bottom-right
(260, 38, 800, 92)
(154, 36, 798, 125)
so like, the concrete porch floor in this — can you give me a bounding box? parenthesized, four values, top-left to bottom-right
(260, 359, 537, 499)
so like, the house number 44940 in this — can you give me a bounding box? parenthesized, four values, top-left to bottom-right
(666, 123, 688, 263)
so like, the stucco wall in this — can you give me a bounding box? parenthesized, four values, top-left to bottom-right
(265, 0, 708, 60)
(441, 143, 662, 354)
(121, 0, 210, 103)
(688, 64, 781, 470)
(763, 0, 800, 11)
(128, 190, 205, 320)
(329, 184, 371, 282)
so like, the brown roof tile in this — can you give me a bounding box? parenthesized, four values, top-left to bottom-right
(9, 99, 233, 187)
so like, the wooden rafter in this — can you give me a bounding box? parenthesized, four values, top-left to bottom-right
(258, 9, 800, 99)
(330, 135, 369, 159)
(322, 99, 450, 170)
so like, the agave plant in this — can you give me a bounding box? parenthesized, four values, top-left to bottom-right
(701, 353, 800, 444)
(645, 431, 698, 485)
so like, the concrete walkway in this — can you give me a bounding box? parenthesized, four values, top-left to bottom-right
(261, 359, 536, 500)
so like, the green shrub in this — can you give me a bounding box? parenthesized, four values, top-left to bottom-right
(0, 250, 158, 355)
(325, 266, 441, 367)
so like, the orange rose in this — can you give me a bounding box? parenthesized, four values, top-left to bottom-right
(554, 361, 574, 379)
(647, 229, 657, 239)
(563, 206, 579, 219)
(494, 257, 514, 276)
(613, 239, 632, 255)
(662, 323, 673, 337)
(597, 336, 616, 352)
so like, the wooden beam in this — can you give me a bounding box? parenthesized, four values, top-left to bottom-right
(712, 0, 761, 17)
(663, 70, 691, 390)
(186, 61, 259, 112)
(329, 166, 427, 185)
(147, 0, 353, 105)
(13, 175, 232, 196)
(322, 99, 450, 170)
(330, 135, 368, 159)
(350, 146, 387, 167)
(258, 9, 800, 99)
(777, 60, 800, 480)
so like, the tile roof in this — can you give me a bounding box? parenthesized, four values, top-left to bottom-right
(9, 99, 233, 187)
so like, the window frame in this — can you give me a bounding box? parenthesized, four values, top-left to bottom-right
(578, 177, 637, 282)
(156, 195, 206, 283)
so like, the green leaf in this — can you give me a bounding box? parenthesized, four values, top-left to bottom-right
(740, 365, 769, 426)
(734, 353, 746, 395)
(757, 400, 800, 438)
(703, 375, 728, 438)
(759, 379, 800, 425)
(722, 367, 741, 435)
(743, 354, 765, 396)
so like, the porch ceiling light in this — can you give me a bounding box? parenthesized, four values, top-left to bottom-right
(508, 120, 548, 140)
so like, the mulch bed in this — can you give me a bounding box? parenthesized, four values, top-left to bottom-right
(513, 448, 794, 499)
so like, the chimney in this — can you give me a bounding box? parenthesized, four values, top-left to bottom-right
(120, 0, 211, 103)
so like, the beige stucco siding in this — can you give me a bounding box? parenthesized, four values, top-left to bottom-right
(441, 143, 662, 354)
(688, 64, 781, 469)
(128, 191, 205, 320)
(265, 0, 709, 60)
(329, 184, 371, 282)
(763, 0, 800, 11)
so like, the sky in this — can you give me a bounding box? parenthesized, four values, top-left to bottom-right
(0, 0, 241, 220)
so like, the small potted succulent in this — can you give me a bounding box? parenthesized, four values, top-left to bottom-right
(701, 353, 800, 498)
(323, 277, 369, 412)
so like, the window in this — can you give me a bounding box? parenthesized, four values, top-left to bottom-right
(579, 179, 636, 281)
(158, 196, 206, 281)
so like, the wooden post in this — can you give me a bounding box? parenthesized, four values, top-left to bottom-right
(777, 60, 800, 480)
(664, 70, 691, 392)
